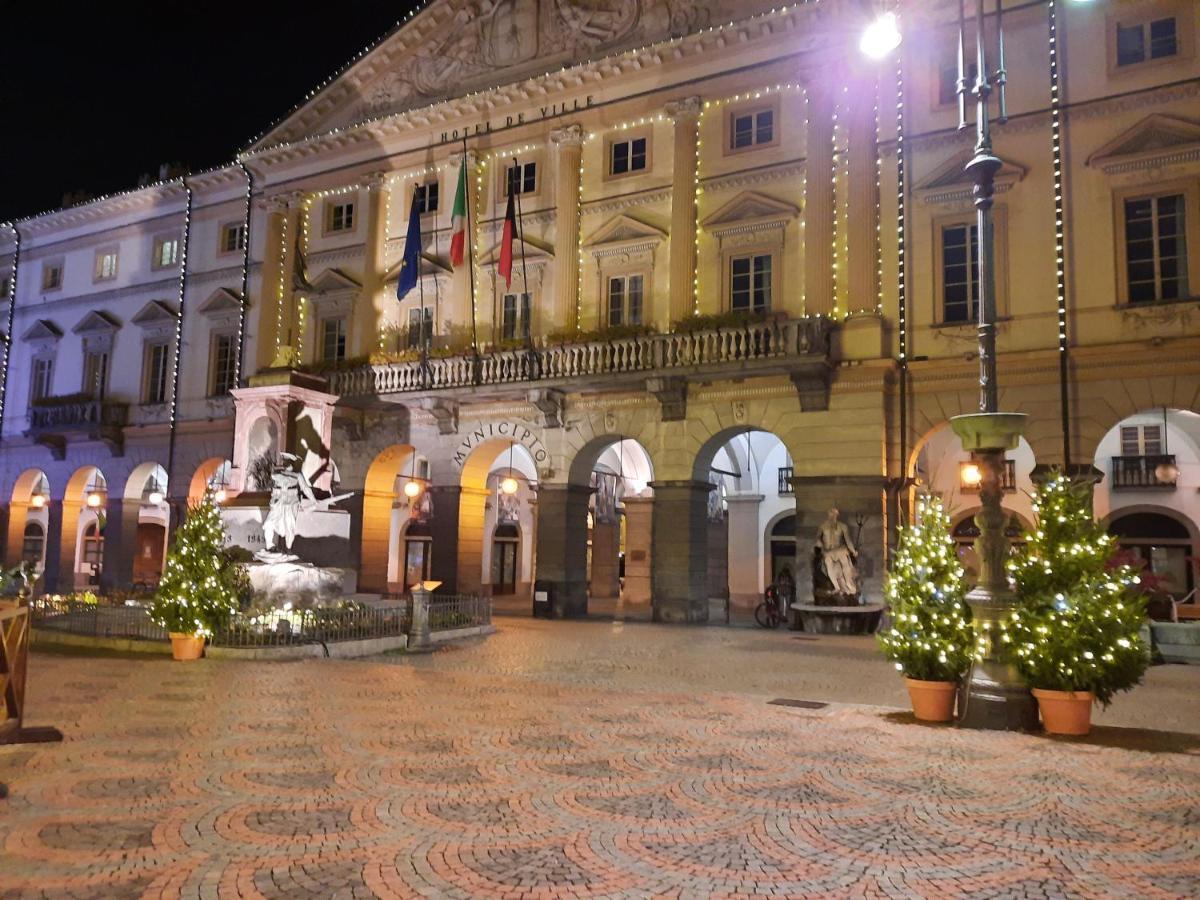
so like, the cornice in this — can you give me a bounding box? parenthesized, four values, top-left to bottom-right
(17, 183, 188, 236)
(11, 276, 180, 315)
(702, 161, 806, 193)
(582, 188, 672, 218)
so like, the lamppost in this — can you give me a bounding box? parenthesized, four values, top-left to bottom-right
(946, 0, 1038, 731)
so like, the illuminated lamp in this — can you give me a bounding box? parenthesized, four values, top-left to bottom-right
(960, 461, 983, 489)
(860, 11, 901, 59)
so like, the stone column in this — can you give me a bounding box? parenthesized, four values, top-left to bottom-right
(4, 501, 26, 566)
(340, 492, 365, 592)
(803, 82, 836, 316)
(589, 518, 620, 599)
(551, 126, 585, 335)
(666, 97, 702, 323)
(725, 494, 764, 609)
(255, 194, 302, 371)
(846, 81, 878, 311)
(100, 499, 139, 593)
(354, 172, 390, 357)
(428, 486, 462, 594)
(620, 496, 652, 605)
(533, 483, 591, 617)
(650, 480, 711, 623)
(789, 475, 886, 607)
(408, 584, 432, 651)
(42, 500, 67, 594)
(454, 485, 492, 596)
(707, 517, 729, 605)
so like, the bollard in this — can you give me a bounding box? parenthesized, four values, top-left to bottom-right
(408, 586, 432, 651)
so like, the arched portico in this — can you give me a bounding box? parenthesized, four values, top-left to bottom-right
(6, 469, 50, 576)
(99, 463, 170, 592)
(359, 443, 418, 593)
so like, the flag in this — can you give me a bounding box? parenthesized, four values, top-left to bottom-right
(498, 187, 516, 288)
(397, 192, 421, 301)
(449, 159, 468, 268)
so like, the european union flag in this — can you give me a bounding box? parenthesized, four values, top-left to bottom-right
(397, 192, 421, 301)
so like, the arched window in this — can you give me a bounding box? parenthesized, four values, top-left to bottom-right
(21, 522, 45, 567)
(1109, 512, 1194, 599)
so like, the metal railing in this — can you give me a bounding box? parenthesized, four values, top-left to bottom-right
(1111, 455, 1177, 490)
(330, 316, 833, 398)
(30, 597, 168, 641)
(27, 398, 128, 431)
(427, 594, 491, 632)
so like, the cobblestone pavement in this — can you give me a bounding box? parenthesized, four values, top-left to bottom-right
(1, 620, 1198, 898)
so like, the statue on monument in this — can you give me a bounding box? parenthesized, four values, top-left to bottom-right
(256, 451, 353, 563)
(816, 507, 859, 598)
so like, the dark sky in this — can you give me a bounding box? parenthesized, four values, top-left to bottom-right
(2, 3, 421, 222)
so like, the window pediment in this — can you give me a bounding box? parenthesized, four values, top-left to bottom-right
(308, 267, 362, 293)
(1087, 114, 1200, 175)
(71, 310, 120, 336)
(23, 319, 62, 342)
(383, 253, 451, 283)
(198, 287, 244, 322)
(916, 149, 1026, 204)
(701, 191, 799, 240)
(479, 236, 553, 269)
(584, 214, 666, 259)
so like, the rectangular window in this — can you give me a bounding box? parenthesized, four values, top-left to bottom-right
(30, 358, 53, 402)
(731, 109, 774, 150)
(94, 250, 118, 281)
(606, 274, 644, 326)
(42, 263, 62, 291)
(210, 333, 237, 396)
(153, 237, 179, 269)
(406, 307, 434, 349)
(414, 182, 439, 214)
(730, 254, 772, 313)
(320, 317, 347, 362)
(83, 350, 109, 398)
(143, 342, 170, 404)
(609, 137, 648, 175)
(220, 223, 247, 254)
(1125, 194, 1187, 303)
(327, 201, 356, 233)
(941, 223, 980, 323)
(1121, 425, 1163, 457)
(501, 293, 531, 341)
(1117, 17, 1177, 66)
(505, 162, 537, 196)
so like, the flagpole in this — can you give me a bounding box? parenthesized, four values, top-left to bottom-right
(418, 239, 429, 390)
(462, 136, 480, 382)
(512, 156, 531, 340)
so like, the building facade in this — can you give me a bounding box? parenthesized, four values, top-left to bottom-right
(1, 0, 1198, 616)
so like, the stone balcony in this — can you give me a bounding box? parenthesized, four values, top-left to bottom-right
(26, 397, 129, 458)
(330, 316, 836, 421)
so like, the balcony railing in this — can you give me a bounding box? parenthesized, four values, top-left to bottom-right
(26, 397, 128, 458)
(1111, 455, 1177, 490)
(330, 317, 833, 398)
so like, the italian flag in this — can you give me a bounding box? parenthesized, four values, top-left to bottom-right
(449, 159, 468, 268)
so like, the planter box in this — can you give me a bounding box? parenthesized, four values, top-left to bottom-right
(1150, 622, 1200, 665)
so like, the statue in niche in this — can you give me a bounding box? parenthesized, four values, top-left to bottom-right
(815, 507, 859, 600)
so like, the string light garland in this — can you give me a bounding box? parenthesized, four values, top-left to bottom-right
(164, 179, 193, 493)
(273, 213, 289, 354)
(234, 163, 253, 389)
(1048, 0, 1072, 466)
(0, 223, 21, 436)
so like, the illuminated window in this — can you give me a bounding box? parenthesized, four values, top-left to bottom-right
(94, 249, 118, 281)
(1124, 194, 1187, 303)
(606, 274, 644, 326)
(220, 222, 247, 254)
(730, 254, 772, 313)
(609, 137, 647, 175)
(153, 237, 179, 269)
(730, 109, 774, 150)
(501, 292, 531, 341)
(407, 307, 433, 349)
(42, 262, 63, 291)
(1117, 17, 1177, 66)
(143, 342, 170, 404)
(30, 357, 53, 402)
(326, 201, 356, 233)
(210, 333, 236, 396)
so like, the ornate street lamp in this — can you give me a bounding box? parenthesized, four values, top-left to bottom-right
(947, 0, 1039, 731)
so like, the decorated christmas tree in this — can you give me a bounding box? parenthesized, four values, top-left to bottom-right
(151, 492, 243, 637)
(1005, 474, 1148, 706)
(878, 496, 974, 682)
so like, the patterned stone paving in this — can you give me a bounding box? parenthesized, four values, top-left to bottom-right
(1, 630, 1199, 897)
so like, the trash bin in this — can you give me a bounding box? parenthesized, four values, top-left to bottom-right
(533, 581, 553, 618)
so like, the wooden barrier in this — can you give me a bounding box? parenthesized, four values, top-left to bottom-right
(1, 602, 63, 798)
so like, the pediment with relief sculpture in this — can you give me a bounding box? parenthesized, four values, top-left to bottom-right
(915, 148, 1026, 205)
(1087, 115, 1200, 174)
(251, 0, 787, 150)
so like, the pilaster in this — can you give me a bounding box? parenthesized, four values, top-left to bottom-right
(354, 172, 390, 357)
(649, 479, 711, 623)
(846, 80, 879, 311)
(666, 97, 701, 323)
(620, 496, 653, 605)
(803, 83, 836, 316)
(99, 498, 138, 594)
(256, 192, 303, 372)
(551, 126, 585, 334)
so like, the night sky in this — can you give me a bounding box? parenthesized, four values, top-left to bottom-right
(2, 3, 421, 222)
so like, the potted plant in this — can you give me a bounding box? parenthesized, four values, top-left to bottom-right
(151, 491, 243, 660)
(878, 496, 974, 722)
(1006, 475, 1149, 735)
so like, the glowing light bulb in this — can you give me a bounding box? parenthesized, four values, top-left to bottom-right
(500, 476, 519, 496)
(148, 490, 164, 506)
(860, 12, 901, 59)
(403, 480, 422, 499)
(30, 493, 45, 509)
(214, 488, 227, 503)
(86, 491, 103, 508)
(961, 463, 983, 488)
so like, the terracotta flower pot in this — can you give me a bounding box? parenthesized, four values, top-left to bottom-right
(905, 678, 957, 722)
(1032, 688, 1093, 736)
(169, 632, 205, 661)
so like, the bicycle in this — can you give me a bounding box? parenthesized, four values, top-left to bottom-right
(755, 587, 788, 629)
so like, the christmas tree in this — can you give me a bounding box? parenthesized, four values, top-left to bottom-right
(151, 492, 243, 636)
(878, 496, 974, 682)
(1005, 474, 1148, 706)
